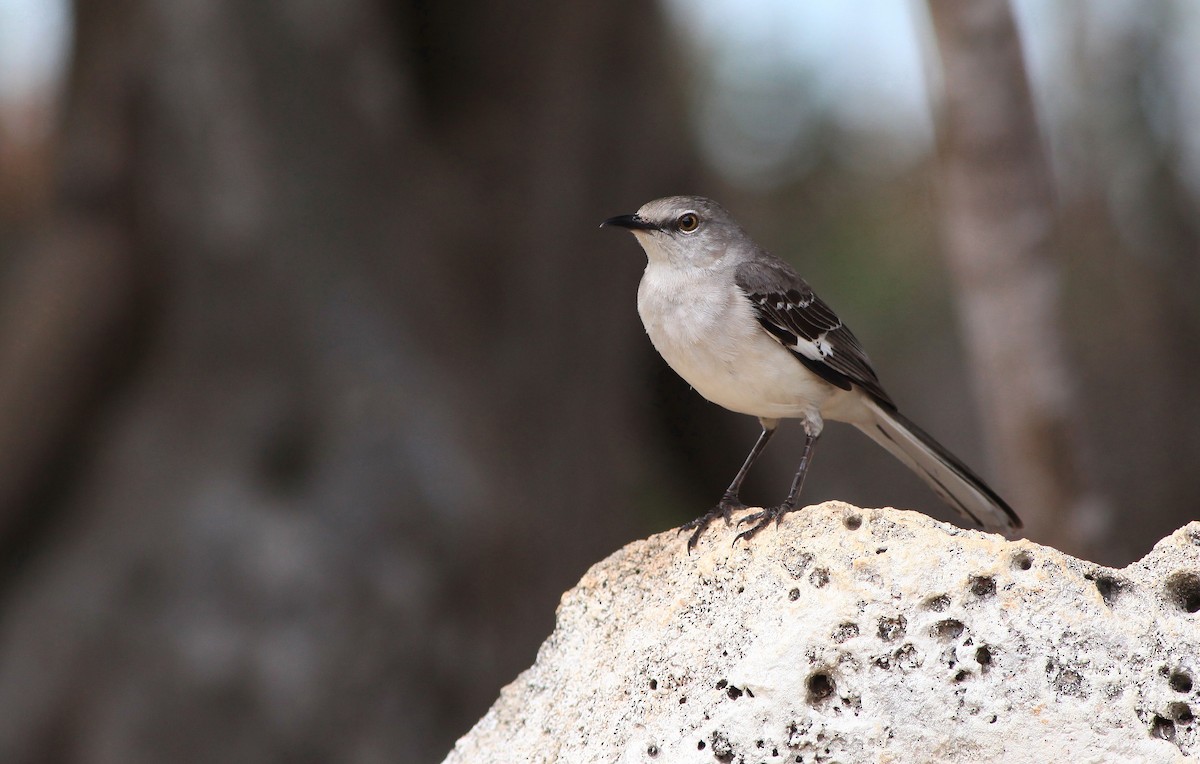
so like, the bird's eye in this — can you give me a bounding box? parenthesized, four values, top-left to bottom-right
(677, 212, 700, 233)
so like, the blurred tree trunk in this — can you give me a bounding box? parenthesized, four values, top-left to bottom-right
(1057, 2, 1200, 563)
(926, 0, 1109, 555)
(0, 1, 691, 762)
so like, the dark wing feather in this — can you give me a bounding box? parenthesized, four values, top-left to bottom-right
(735, 257, 895, 408)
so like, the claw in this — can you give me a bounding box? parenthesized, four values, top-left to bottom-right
(735, 510, 767, 529)
(678, 495, 746, 552)
(731, 503, 797, 546)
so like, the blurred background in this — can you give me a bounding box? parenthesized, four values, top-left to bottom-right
(0, 0, 1198, 760)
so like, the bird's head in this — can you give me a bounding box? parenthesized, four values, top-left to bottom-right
(602, 196, 745, 269)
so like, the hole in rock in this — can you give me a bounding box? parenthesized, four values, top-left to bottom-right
(925, 595, 950, 612)
(809, 569, 829, 588)
(806, 671, 835, 703)
(1169, 702, 1194, 724)
(1011, 552, 1033, 571)
(647, 744, 659, 756)
(1169, 671, 1193, 694)
(1165, 572, 1200, 614)
(893, 643, 918, 669)
(1085, 572, 1123, 607)
(970, 576, 996, 597)
(877, 616, 906, 642)
(1054, 669, 1083, 697)
(954, 670, 970, 682)
(1151, 715, 1176, 741)
(727, 686, 743, 700)
(976, 646, 992, 669)
(649, 679, 657, 690)
(788, 588, 800, 601)
(843, 514, 862, 531)
(932, 619, 965, 640)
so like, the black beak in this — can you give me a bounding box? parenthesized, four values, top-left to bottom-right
(601, 213, 659, 231)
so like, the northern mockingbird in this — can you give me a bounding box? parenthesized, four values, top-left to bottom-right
(603, 195, 1022, 548)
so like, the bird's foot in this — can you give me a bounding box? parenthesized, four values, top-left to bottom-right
(679, 493, 746, 552)
(734, 502, 796, 545)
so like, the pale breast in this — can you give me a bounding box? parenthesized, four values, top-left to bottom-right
(636, 265, 835, 421)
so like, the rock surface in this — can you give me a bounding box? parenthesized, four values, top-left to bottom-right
(442, 502, 1200, 763)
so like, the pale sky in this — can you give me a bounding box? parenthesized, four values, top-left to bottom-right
(663, 0, 1200, 194)
(662, 0, 937, 185)
(0, 0, 69, 103)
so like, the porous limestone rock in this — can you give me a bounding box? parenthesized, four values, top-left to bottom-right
(443, 502, 1200, 763)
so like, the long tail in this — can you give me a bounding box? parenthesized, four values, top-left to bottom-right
(855, 398, 1022, 536)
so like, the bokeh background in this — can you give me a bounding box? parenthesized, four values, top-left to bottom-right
(1, 0, 1198, 760)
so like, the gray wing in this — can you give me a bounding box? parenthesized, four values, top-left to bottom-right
(735, 256, 895, 408)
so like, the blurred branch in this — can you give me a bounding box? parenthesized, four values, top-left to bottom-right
(0, 226, 138, 537)
(0, 0, 145, 544)
(926, 0, 1110, 554)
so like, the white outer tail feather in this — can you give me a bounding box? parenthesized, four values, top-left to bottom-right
(855, 398, 1021, 537)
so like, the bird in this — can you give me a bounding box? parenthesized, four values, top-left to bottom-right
(602, 195, 1022, 549)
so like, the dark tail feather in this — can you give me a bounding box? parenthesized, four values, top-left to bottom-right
(857, 399, 1022, 535)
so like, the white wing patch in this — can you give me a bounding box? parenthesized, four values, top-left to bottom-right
(789, 332, 834, 362)
(749, 290, 839, 362)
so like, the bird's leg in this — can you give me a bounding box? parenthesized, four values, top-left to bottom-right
(735, 429, 819, 544)
(679, 422, 777, 551)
